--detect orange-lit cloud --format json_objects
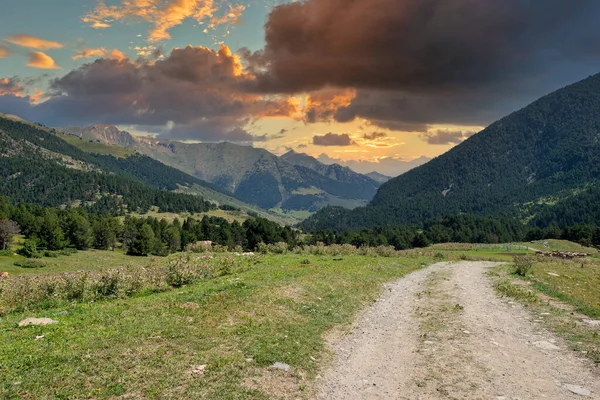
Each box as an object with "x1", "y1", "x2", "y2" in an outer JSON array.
[
  {"x1": 73, "y1": 48, "x2": 127, "y2": 60},
  {"x1": 27, "y1": 51, "x2": 61, "y2": 69},
  {"x1": 0, "y1": 77, "x2": 44, "y2": 104},
  {"x1": 0, "y1": 77, "x2": 25, "y2": 97},
  {"x1": 29, "y1": 89, "x2": 46, "y2": 105},
  {"x1": 0, "y1": 45, "x2": 9, "y2": 58},
  {"x1": 83, "y1": 0, "x2": 246, "y2": 42},
  {"x1": 5, "y1": 34, "x2": 63, "y2": 50},
  {"x1": 304, "y1": 88, "x2": 356, "y2": 122}
]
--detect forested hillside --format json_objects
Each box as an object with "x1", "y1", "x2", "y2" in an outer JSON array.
[
  {"x1": 301, "y1": 72, "x2": 600, "y2": 231},
  {"x1": 0, "y1": 116, "x2": 216, "y2": 214}
]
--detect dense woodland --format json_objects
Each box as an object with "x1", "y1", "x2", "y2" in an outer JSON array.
[
  {"x1": 0, "y1": 197, "x2": 298, "y2": 256},
  {"x1": 1, "y1": 195, "x2": 598, "y2": 259}
]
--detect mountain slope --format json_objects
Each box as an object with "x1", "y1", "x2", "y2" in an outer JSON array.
[
  {"x1": 281, "y1": 150, "x2": 380, "y2": 189},
  {"x1": 301, "y1": 72, "x2": 600, "y2": 231},
  {"x1": 0, "y1": 116, "x2": 216, "y2": 214},
  {"x1": 58, "y1": 125, "x2": 380, "y2": 211}
]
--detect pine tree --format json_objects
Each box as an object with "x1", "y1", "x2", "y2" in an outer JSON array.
[{"x1": 127, "y1": 223, "x2": 156, "y2": 256}]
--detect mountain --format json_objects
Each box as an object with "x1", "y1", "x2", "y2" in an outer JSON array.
[
  {"x1": 0, "y1": 116, "x2": 217, "y2": 214},
  {"x1": 0, "y1": 115, "x2": 298, "y2": 224},
  {"x1": 280, "y1": 150, "x2": 380, "y2": 189},
  {"x1": 365, "y1": 171, "x2": 392, "y2": 184},
  {"x1": 58, "y1": 125, "x2": 381, "y2": 212},
  {"x1": 300, "y1": 72, "x2": 600, "y2": 231}
]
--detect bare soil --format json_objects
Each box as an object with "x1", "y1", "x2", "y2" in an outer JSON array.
[{"x1": 316, "y1": 262, "x2": 600, "y2": 399}]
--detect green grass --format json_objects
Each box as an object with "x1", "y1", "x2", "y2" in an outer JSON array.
[
  {"x1": 519, "y1": 239, "x2": 599, "y2": 255},
  {"x1": 427, "y1": 243, "x2": 532, "y2": 262},
  {"x1": 131, "y1": 208, "x2": 252, "y2": 223},
  {"x1": 0, "y1": 253, "x2": 433, "y2": 399},
  {"x1": 55, "y1": 133, "x2": 135, "y2": 158},
  {"x1": 491, "y1": 258, "x2": 600, "y2": 364},
  {"x1": 527, "y1": 258, "x2": 600, "y2": 318},
  {"x1": 0, "y1": 249, "x2": 160, "y2": 275}
]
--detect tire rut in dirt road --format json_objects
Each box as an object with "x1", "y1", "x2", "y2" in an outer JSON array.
[{"x1": 316, "y1": 261, "x2": 600, "y2": 399}]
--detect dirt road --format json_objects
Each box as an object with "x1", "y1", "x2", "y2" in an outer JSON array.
[{"x1": 316, "y1": 262, "x2": 600, "y2": 399}]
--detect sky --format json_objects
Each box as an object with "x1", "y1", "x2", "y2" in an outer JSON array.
[{"x1": 1, "y1": 0, "x2": 600, "y2": 176}]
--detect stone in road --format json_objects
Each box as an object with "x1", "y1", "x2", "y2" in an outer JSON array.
[{"x1": 316, "y1": 262, "x2": 600, "y2": 399}]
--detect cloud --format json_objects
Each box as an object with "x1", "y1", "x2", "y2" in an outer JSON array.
[
  {"x1": 0, "y1": 77, "x2": 25, "y2": 97},
  {"x1": 303, "y1": 88, "x2": 356, "y2": 123},
  {"x1": 0, "y1": 45, "x2": 294, "y2": 142},
  {"x1": 5, "y1": 34, "x2": 63, "y2": 50},
  {"x1": 0, "y1": 77, "x2": 45, "y2": 106},
  {"x1": 421, "y1": 130, "x2": 477, "y2": 145},
  {"x1": 362, "y1": 132, "x2": 387, "y2": 141},
  {"x1": 73, "y1": 48, "x2": 126, "y2": 61},
  {"x1": 27, "y1": 51, "x2": 61, "y2": 69},
  {"x1": 0, "y1": 45, "x2": 9, "y2": 58},
  {"x1": 243, "y1": 0, "x2": 600, "y2": 129},
  {"x1": 312, "y1": 133, "x2": 355, "y2": 146},
  {"x1": 133, "y1": 46, "x2": 158, "y2": 57},
  {"x1": 297, "y1": 144, "x2": 307, "y2": 149},
  {"x1": 83, "y1": 0, "x2": 246, "y2": 42}
]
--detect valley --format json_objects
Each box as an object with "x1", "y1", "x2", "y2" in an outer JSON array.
[{"x1": 1, "y1": 3, "x2": 600, "y2": 398}]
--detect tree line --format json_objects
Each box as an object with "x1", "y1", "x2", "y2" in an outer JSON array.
[
  {"x1": 307, "y1": 214, "x2": 600, "y2": 249},
  {"x1": 0, "y1": 197, "x2": 298, "y2": 256},
  {"x1": 1, "y1": 198, "x2": 598, "y2": 258}
]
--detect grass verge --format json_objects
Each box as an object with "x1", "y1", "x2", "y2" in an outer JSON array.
[
  {"x1": 0, "y1": 253, "x2": 432, "y2": 399},
  {"x1": 491, "y1": 260, "x2": 600, "y2": 366}
]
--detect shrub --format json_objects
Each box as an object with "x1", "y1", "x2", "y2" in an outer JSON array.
[
  {"x1": 13, "y1": 259, "x2": 47, "y2": 269},
  {"x1": 435, "y1": 252, "x2": 446, "y2": 259},
  {"x1": 186, "y1": 241, "x2": 213, "y2": 253},
  {"x1": 0, "y1": 249, "x2": 14, "y2": 256},
  {"x1": 513, "y1": 255, "x2": 534, "y2": 277},
  {"x1": 0, "y1": 255, "x2": 231, "y2": 312},
  {"x1": 18, "y1": 239, "x2": 40, "y2": 258},
  {"x1": 300, "y1": 258, "x2": 311, "y2": 265}
]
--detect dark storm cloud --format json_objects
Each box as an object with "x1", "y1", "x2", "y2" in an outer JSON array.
[
  {"x1": 312, "y1": 132, "x2": 355, "y2": 146},
  {"x1": 243, "y1": 0, "x2": 600, "y2": 128},
  {"x1": 250, "y1": 0, "x2": 599, "y2": 93}
]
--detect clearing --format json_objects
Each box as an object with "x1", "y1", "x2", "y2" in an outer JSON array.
[{"x1": 317, "y1": 261, "x2": 600, "y2": 399}]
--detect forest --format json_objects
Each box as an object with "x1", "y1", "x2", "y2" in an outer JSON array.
[{"x1": 1, "y1": 197, "x2": 598, "y2": 259}]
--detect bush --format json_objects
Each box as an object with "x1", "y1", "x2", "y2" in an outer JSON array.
[
  {"x1": 513, "y1": 255, "x2": 534, "y2": 276},
  {"x1": 186, "y1": 241, "x2": 213, "y2": 253},
  {"x1": 0, "y1": 249, "x2": 14, "y2": 256},
  {"x1": 13, "y1": 259, "x2": 47, "y2": 269},
  {"x1": 17, "y1": 239, "x2": 40, "y2": 258},
  {"x1": 59, "y1": 248, "x2": 78, "y2": 256},
  {"x1": 300, "y1": 258, "x2": 311, "y2": 265}
]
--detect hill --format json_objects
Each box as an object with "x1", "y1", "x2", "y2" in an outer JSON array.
[
  {"x1": 58, "y1": 125, "x2": 381, "y2": 212},
  {"x1": 0, "y1": 116, "x2": 231, "y2": 215},
  {"x1": 301, "y1": 72, "x2": 600, "y2": 231},
  {"x1": 365, "y1": 171, "x2": 392, "y2": 184}
]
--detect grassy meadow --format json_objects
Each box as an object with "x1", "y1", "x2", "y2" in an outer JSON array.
[
  {"x1": 0, "y1": 249, "x2": 433, "y2": 399},
  {"x1": 427, "y1": 242, "x2": 533, "y2": 261},
  {"x1": 492, "y1": 254, "x2": 600, "y2": 365}
]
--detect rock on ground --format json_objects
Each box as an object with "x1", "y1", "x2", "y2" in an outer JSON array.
[{"x1": 18, "y1": 318, "x2": 58, "y2": 327}]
